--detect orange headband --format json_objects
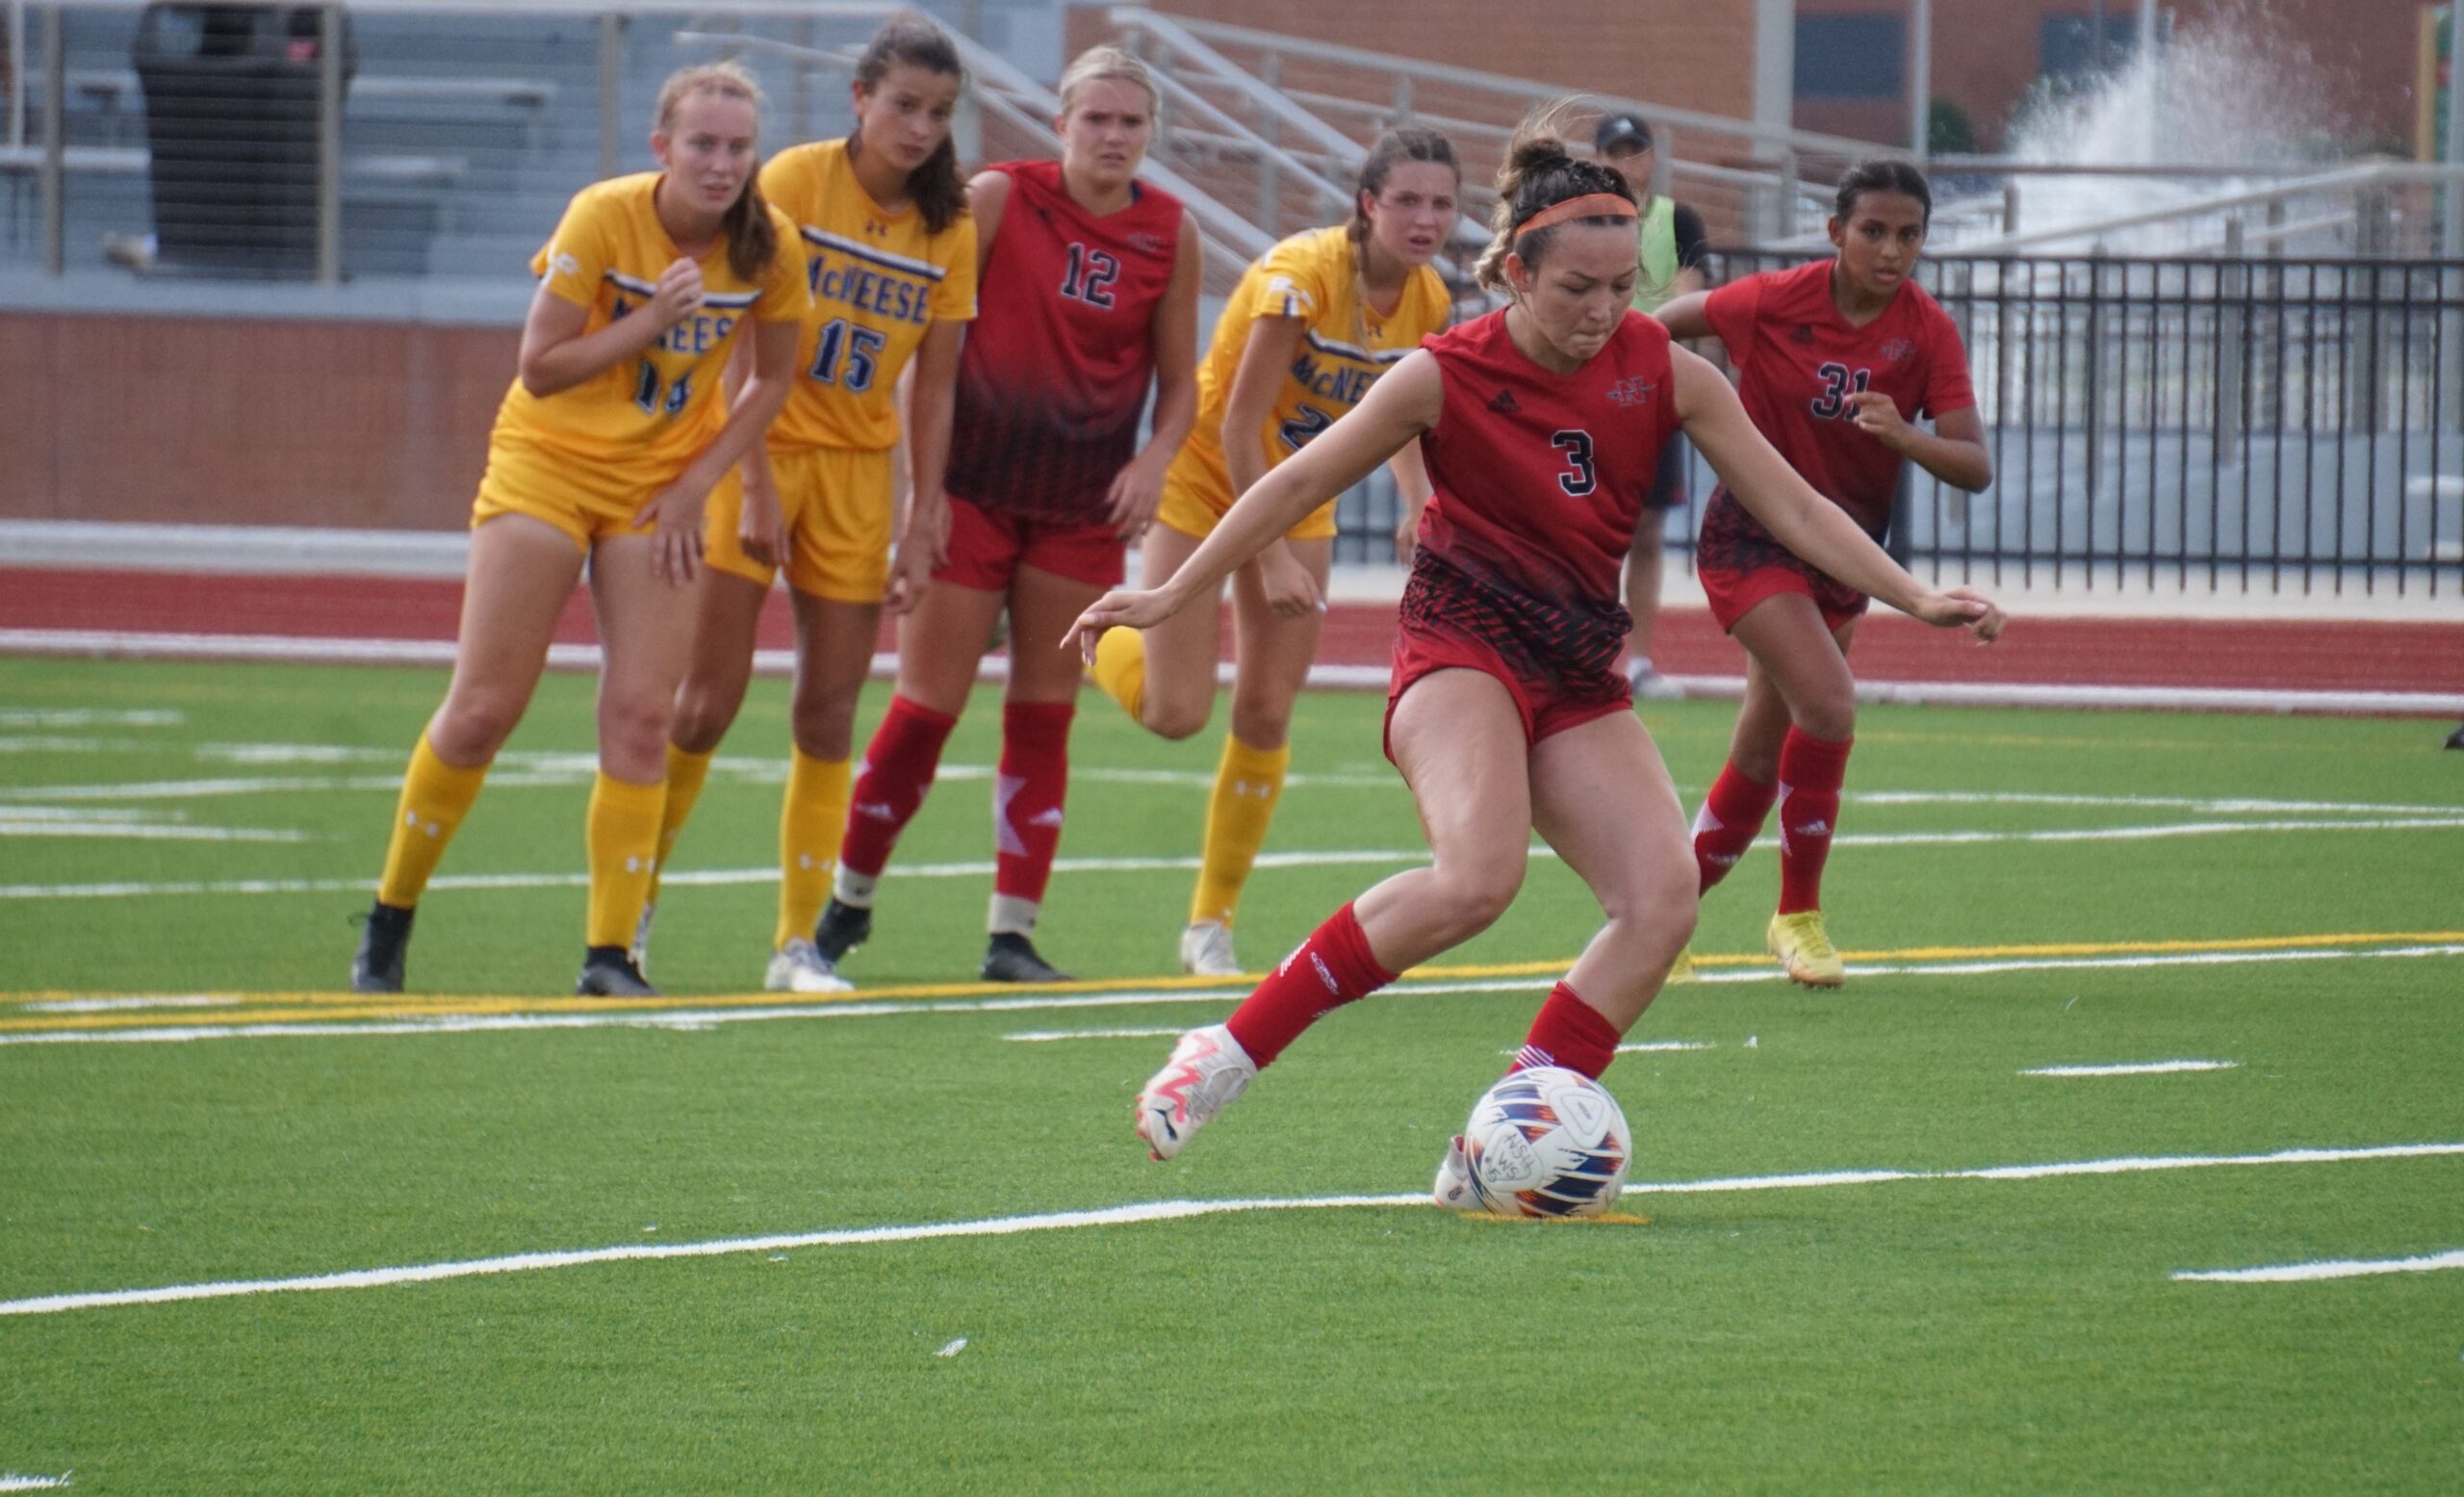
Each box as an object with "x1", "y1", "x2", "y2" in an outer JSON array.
[{"x1": 1513, "y1": 193, "x2": 1639, "y2": 243}]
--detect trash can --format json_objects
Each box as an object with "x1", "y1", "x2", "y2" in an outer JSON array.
[{"x1": 133, "y1": 4, "x2": 352, "y2": 276}]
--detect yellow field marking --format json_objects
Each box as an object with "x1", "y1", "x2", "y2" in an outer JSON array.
[{"x1": 1, "y1": 929, "x2": 2457, "y2": 1034}]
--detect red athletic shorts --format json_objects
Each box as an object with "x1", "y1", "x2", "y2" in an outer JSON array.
[
  {"x1": 1382, "y1": 623, "x2": 1632, "y2": 765},
  {"x1": 936, "y1": 495, "x2": 1125, "y2": 592},
  {"x1": 1698, "y1": 563, "x2": 1870, "y2": 635}
]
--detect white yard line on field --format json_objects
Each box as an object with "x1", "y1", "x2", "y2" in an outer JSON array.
[
  {"x1": 2174, "y1": 1248, "x2": 2464, "y2": 1283},
  {"x1": 8, "y1": 813, "x2": 2464, "y2": 904},
  {"x1": 0, "y1": 707, "x2": 181, "y2": 728},
  {"x1": 2023, "y1": 1061, "x2": 2238, "y2": 1077},
  {"x1": 0, "y1": 1475, "x2": 72, "y2": 1491},
  {"x1": 2, "y1": 1142, "x2": 2455, "y2": 1318},
  {"x1": 5, "y1": 943, "x2": 2458, "y2": 1047}
]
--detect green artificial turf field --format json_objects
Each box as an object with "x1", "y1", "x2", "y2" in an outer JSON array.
[{"x1": 2, "y1": 657, "x2": 2459, "y2": 1493}]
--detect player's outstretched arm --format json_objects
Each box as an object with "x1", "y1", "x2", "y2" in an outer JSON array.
[
  {"x1": 1675, "y1": 348, "x2": 2004, "y2": 640},
  {"x1": 1065, "y1": 348, "x2": 1444, "y2": 652},
  {"x1": 1652, "y1": 289, "x2": 1715, "y2": 344}
]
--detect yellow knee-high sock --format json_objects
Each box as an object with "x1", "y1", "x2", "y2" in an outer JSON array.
[
  {"x1": 1090, "y1": 626, "x2": 1147, "y2": 722},
  {"x1": 375, "y1": 731, "x2": 491, "y2": 908},
  {"x1": 1190, "y1": 734, "x2": 1290, "y2": 928},
  {"x1": 585, "y1": 772, "x2": 666, "y2": 950},
  {"x1": 648, "y1": 744, "x2": 715, "y2": 903},
  {"x1": 775, "y1": 748, "x2": 852, "y2": 951}
]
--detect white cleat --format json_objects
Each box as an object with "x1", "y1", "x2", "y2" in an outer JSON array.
[
  {"x1": 629, "y1": 901, "x2": 656, "y2": 978},
  {"x1": 1179, "y1": 919, "x2": 1243, "y2": 977},
  {"x1": 1432, "y1": 1134, "x2": 1480, "y2": 1210},
  {"x1": 765, "y1": 938, "x2": 853, "y2": 994},
  {"x1": 1133, "y1": 1023, "x2": 1256, "y2": 1161}
]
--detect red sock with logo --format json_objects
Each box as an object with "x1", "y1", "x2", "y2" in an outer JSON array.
[
  {"x1": 1510, "y1": 981, "x2": 1623, "y2": 1079},
  {"x1": 1777, "y1": 727, "x2": 1853, "y2": 915},
  {"x1": 838, "y1": 695, "x2": 957, "y2": 882},
  {"x1": 1222, "y1": 902, "x2": 1397, "y2": 1068},
  {"x1": 1692, "y1": 761, "x2": 1779, "y2": 892},
  {"x1": 993, "y1": 702, "x2": 1073, "y2": 907}
]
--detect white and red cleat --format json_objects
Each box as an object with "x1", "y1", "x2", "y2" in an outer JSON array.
[
  {"x1": 1134, "y1": 1023, "x2": 1256, "y2": 1161},
  {"x1": 1431, "y1": 1134, "x2": 1479, "y2": 1210}
]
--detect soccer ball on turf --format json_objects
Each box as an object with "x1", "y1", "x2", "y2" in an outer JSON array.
[{"x1": 1458, "y1": 1067, "x2": 1631, "y2": 1218}]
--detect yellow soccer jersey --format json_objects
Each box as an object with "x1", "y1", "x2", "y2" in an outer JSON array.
[
  {"x1": 1173, "y1": 224, "x2": 1450, "y2": 503},
  {"x1": 762, "y1": 139, "x2": 979, "y2": 453},
  {"x1": 492, "y1": 172, "x2": 807, "y2": 477}
]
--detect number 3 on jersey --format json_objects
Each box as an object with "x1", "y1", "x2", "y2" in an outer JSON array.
[
  {"x1": 1060, "y1": 243, "x2": 1119, "y2": 309},
  {"x1": 1551, "y1": 429, "x2": 1597, "y2": 497}
]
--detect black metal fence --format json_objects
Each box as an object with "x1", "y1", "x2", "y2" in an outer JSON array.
[{"x1": 1332, "y1": 252, "x2": 2464, "y2": 598}]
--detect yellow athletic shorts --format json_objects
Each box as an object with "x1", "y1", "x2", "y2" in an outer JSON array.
[
  {"x1": 1154, "y1": 465, "x2": 1339, "y2": 544},
  {"x1": 704, "y1": 444, "x2": 894, "y2": 603},
  {"x1": 471, "y1": 431, "x2": 726, "y2": 551}
]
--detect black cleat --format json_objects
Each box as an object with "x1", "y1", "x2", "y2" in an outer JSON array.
[
  {"x1": 813, "y1": 898, "x2": 873, "y2": 963},
  {"x1": 576, "y1": 945, "x2": 659, "y2": 996},
  {"x1": 982, "y1": 932, "x2": 1073, "y2": 984},
  {"x1": 350, "y1": 901, "x2": 415, "y2": 994},
  {"x1": 2446, "y1": 723, "x2": 2464, "y2": 750}
]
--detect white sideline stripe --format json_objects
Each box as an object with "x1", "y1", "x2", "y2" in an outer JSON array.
[
  {"x1": 9, "y1": 815, "x2": 2463, "y2": 905},
  {"x1": 2175, "y1": 1248, "x2": 2464, "y2": 1283},
  {"x1": 0, "y1": 1476, "x2": 72, "y2": 1491},
  {"x1": 6, "y1": 630, "x2": 2459, "y2": 717},
  {"x1": 1616, "y1": 1041, "x2": 1715, "y2": 1052},
  {"x1": 2024, "y1": 1060, "x2": 2238, "y2": 1077},
  {"x1": 23, "y1": 995, "x2": 240, "y2": 1014},
  {"x1": 8, "y1": 945, "x2": 2460, "y2": 1047},
  {"x1": 5, "y1": 1143, "x2": 2456, "y2": 1318},
  {"x1": 1002, "y1": 1026, "x2": 1189, "y2": 1043}
]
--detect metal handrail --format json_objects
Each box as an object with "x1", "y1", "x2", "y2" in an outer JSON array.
[{"x1": 1115, "y1": 7, "x2": 1888, "y2": 162}]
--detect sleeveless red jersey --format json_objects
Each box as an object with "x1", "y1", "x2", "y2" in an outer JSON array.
[
  {"x1": 1695, "y1": 258, "x2": 1975, "y2": 598},
  {"x1": 1405, "y1": 308, "x2": 1681, "y2": 686},
  {"x1": 943, "y1": 160, "x2": 1183, "y2": 522}
]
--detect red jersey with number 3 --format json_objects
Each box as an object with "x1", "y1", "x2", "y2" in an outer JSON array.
[
  {"x1": 944, "y1": 160, "x2": 1183, "y2": 522},
  {"x1": 1404, "y1": 309, "x2": 1680, "y2": 687},
  {"x1": 1696, "y1": 258, "x2": 1974, "y2": 585}
]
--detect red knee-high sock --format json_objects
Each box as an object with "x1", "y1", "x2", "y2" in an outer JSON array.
[
  {"x1": 839, "y1": 695, "x2": 958, "y2": 883},
  {"x1": 1692, "y1": 761, "x2": 1779, "y2": 893},
  {"x1": 992, "y1": 702, "x2": 1073, "y2": 910},
  {"x1": 1223, "y1": 902, "x2": 1397, "y2": 1069},
  {"x1": 1512, "y1": 981, "x2": 1623, "y2": 1079},
  {"x1": 1777, "y1": 727, "x2": 1853, "y2": 915}
]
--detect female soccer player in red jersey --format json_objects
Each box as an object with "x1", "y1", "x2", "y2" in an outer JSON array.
[
  {"x1": 641, "y1": 16, "x2": 978, "y2": 994},
  {"x1": 349, "y1": 64, "x2": 806, "y2": 997},
  {"x1": 1065, "y1": 118, "x2": 2002, "y2": 1177},
  {"x1": 1654, "y1": 159, "x2": 1992, "y2": 989},
  {"x1": 1086, "y1": 128, "x2": 1458, "y2": 979},
  {"x1": 810, "y1": 45, "x2": 1203, "y2": 983}
]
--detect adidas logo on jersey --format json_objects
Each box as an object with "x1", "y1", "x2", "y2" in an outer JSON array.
[
  {"x1": 1791, "y1": 323, "x2": 1816, "y2": 344},
  {"x1": 1487, "y1": 388, "x2": 1520, "y2": 414}
]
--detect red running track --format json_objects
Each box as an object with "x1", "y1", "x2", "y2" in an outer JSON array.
[{"x1": 3, "y1": 566, "x2": 2460, "y2": 699}]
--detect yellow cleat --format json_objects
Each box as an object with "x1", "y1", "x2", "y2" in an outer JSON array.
[
  {"x1": 1766, "y1": 911, "x2": 1846, "y2": 988},
  {"x1": 1662, "y1": 945, "x2": 1698, "y2": 985}
]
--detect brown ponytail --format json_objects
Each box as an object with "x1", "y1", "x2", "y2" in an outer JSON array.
[{"x1": 853, "y1": 13, "x2": 969, "y2": 235}]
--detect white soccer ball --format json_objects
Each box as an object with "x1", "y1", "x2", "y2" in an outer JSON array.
[{"x1": 1459, "y1": 1067, "x2": 1631, "y2": 1218}]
